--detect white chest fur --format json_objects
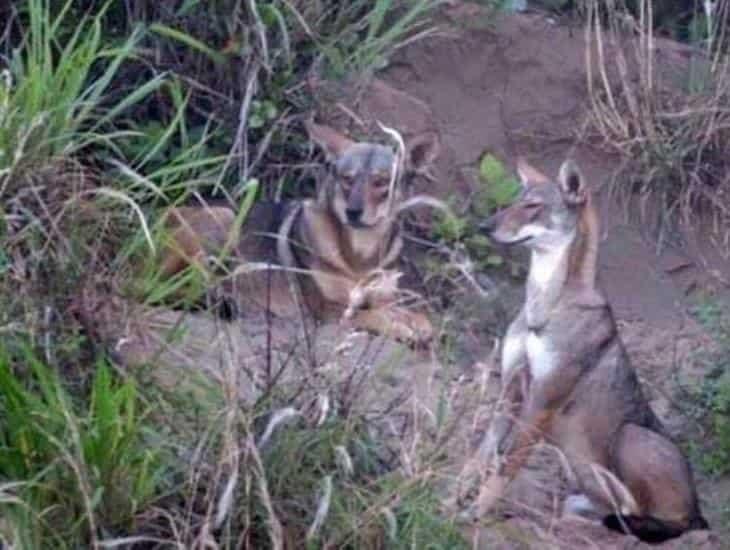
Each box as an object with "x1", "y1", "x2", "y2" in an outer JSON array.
[
  {"x1": 350, "y1": 228, "x2": 382, "y2": 260},
  {"x1": 526, "y1": 331, "x2": 558, "y2": 380},
  {"x1": 501, "y1": 333, "x2": 525, "y2": 379},
  {"x1": 529, "y1": 240, "x2": 570, "y2": 291}
]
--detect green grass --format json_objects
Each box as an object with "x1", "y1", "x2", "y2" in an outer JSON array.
[
  {"x1": 248, "y1": 417, "x2": 468, "y2": 548},
  {"x1": 686, "y1": 297, "x2": 730, "y2": 476},
  {"x1": 319, "y1": 0, "x2": 444, "y2": 76},
  {"x1": 0, "y1": 0, "x2": 165, "y2": 186},
  {"x1": 0, "y1": 0, "x2": 456, "y2": 547},
  {"x1": 0, "y1": 342, "x2": 167, "y2": 548}
]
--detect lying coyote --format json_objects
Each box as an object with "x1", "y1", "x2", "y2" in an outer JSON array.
[
  {"x1": 476, "y1": 158, "x2": 708, "y2": 543},
  {"x1": 157, "y1": 120, "x2": 439, "y2": 345}
]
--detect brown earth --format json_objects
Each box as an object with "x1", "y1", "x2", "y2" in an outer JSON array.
[
  {"x1": 93, "y1": 5, "x2": 730, "y2": 548},
  {"x1": 312, "y1": 3, "x2": 730, "y2": 548}
]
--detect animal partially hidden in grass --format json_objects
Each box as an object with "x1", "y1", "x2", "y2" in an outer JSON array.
[
  {"x1": 157, "y1": 120, "x2": 440, "y2": 346},
  {"x1": 474, "y1": 158, "x2": 708, "y2": 543}
]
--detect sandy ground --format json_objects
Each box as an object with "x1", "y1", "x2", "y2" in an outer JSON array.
[
  {"x1": 309, "y1": 4, "x2": 730, "y2": 548},
  {"x1": 92, "y1": 4, "x2": 730, "y2": 548}
]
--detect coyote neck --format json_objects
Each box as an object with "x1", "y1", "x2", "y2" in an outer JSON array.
[
  {"x1": 303, "y1": 204, "x2": 399, "y2": 276},
  {"x1": 341, "y1": 218, "x2": 399, "y2": 271},
  {"x1": 526, "y1": 200, "x2": 600, "y2": 329}
]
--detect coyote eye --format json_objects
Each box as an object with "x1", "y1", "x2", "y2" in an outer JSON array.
[
  {"x1": 524, "y1": 202, "x2": 542, "y2": 219},
  {"x1": 373, "y1": 177, "x2": 390, "y2": 189}
]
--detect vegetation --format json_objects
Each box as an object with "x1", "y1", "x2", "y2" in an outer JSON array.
[
  {"x1": 2, "y1": 0, "x2": 730, "y2": 546},
  {"x1": 685, "y1": 296, "x2": 730, "y2": 477},
  {"x1": 431, "y1": 152, "x2": 520, "y2": 273},
  {"x1": 0, "y1": 0, "x2": 470, "y2": 548},
  {"x1": 585, "y1": 0, "x2": 730, "y2": 249},
  {"x1": 0, "y1": 344, "x2": 163, "y2": 547}
]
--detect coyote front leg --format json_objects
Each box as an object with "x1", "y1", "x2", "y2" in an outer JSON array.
[
  {"x1": 349, "y1": 306, "x2": 433, "y2": 345},
  {"x1": 478, "y1": 347, "x2": 582, "y2": 514},
  {"x1": 477, "y1": 393, "x2": 556, "y2": 515},
  {"x1": 480, "y1": 310, "x2": 528, "y2": 464}
]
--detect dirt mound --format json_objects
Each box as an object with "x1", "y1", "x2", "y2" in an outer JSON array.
[
  {"x1": 316, "y1": 3, "x2": 729, "y2": 547},
  {"x1": 91, "y1": 5, "x2": 727, "y2": 547},
  {"x1": 326, "y1": 5, "x2": 729, "y2": 332}
]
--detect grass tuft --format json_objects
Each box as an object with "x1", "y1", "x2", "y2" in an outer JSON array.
[
  {"x1": 0, "y1": 0, "x2": 460, "y2": 547},
  {"x1": 0, "y1": 342, "x2": 166, "y2": 548},
  {"x1": 585, "y1": 0, "x2": 730, "y2": 250}
]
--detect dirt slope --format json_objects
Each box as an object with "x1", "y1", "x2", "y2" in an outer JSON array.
[{"x1": 317, "y1": 4, "x2": 730, "y2": 548}]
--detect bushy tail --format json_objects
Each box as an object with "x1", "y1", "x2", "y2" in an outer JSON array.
[{"x1": 603, "y1": 514, "x2": 709, "y2": 544}]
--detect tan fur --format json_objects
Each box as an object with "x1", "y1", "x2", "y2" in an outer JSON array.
[
  {"x1": 477, "y1": 158, "x2": 707, "y2": 542},
  {"x1": 569, "y1": 195, "x2": 600, "y2": 288},
  {"x1": 516, "y1": 156, "x2": 550, "y2": 185},
  {"x1": 156, "y1": 122, "x2": 440, "y2": 345}
]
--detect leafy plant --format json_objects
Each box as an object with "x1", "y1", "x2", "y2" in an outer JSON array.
[
  {"x1": 432, "y1": 152, "x2": 520, "y2": 270},
  {"x1": 474, "y1": 153, "x2": 521, "y2": 215}
]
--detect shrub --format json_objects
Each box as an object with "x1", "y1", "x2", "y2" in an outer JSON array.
[
  {"x1": 585, "y1": 0, "x2": 730, "y2": 248},
  {"x1": 685, "y1": 297, "x2": 730, "y2": 476},
  {"x1": 432, "y1": 152, "x2": 520, "y2": 271}
]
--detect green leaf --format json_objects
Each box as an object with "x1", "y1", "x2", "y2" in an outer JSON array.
[
  {"x1": 489, "y1": 177, "x2": 520, "y2": 207},
  {"x1": 249, "y1": 113, "x2": 264, "y2": 129},
  {"x1": 433, "y1": 212, "x2": 467, "y2": 243},
  {"x1": 477, "y1": 153, "x2": 521, "y2": 211},
  {"x1": 479, "y1": 153, "x2": 507, "y2": 184},
  {"x1": 485, "y1": 254, "x2": 504, "y2": 266},
  {"x1": 149, "y1": 23, "x2": 225, "y2": 65}
]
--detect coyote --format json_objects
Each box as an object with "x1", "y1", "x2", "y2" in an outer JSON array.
[
  {"x1": 157, "y1": 121, "x2": 439, "y2": 345},
  {"x1": 475, "y1": 158, "x2": 708, "y2": 543}
]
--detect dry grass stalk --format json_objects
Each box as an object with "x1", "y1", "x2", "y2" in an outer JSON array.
[{"x1": 585, "y1": 0, "x2": 730, "y2": 248}]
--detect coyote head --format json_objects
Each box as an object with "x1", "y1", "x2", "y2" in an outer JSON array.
[
  {"x1": 481, "y1": 158, "x2": 589, "y2": 251},
  {"x1": 306, "y1": 120, "x2": 439, "y2": 229}
]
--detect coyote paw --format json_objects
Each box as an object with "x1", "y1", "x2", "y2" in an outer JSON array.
[
  {"x1": 450, "y1": 469, "x2": 508, "y2": 523},
  {"x1": 344, "y1": 270, "x2": 402, "y2": 319},
  {"x1": 474, "y1": 475, "x2": 507, "y2": 516},
  {"x1": 345, "y1": 305, "x2": 434, "y2": 347},
  {"x1": 384, "y1": 313, "x2": 433, "y2": 350}
]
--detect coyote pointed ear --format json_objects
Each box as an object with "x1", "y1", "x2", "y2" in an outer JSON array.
[
  {"x1": 558, "y1": 159, "x2": 587, "y2": 205},
  {"x1": 405, "y1": 131, "x2": 440, "y2": 176},
  {"x1": 306, "y1": 120, "x2": 355, "y2": 161},
  {"x1": 516, "y1": 157, "x2": 549, "y2": 187}
]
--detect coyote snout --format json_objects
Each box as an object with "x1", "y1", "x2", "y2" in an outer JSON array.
[
  {"x1": 307, "y1": 122, "x2": 396, "y2": 230},
  {"x1": 481, "y1": 159, "x2": 586, "y2": 250},
  {"x1": 335, "y1": 143, "x2": 394, "y2": 229},
  {"x1": 475, "y1": 157, "x2": 708, "y2": 544}
]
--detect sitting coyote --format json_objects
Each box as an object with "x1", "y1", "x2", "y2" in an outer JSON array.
[
  {"x1": 157, "y1": 120, "x2": 439, "y2": 345},
  {"x1": 476, "y1": 157, "x2": 708, "y2": 543}
]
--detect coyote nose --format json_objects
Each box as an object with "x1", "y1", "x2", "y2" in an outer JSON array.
[
  {"x1": 346, "y1": 207, "x2": 363, "y2": 223},
  {"x1": 480, "y1": 215, "x2": 498, "y2": 234}
]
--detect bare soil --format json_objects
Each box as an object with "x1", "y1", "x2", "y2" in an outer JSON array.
[
  {"x1": 97, "y1": 5, "x2": 730, "y2": 548},
  {"x1": 314, "y1": 3, "x2": 730, "y2": 548}
]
